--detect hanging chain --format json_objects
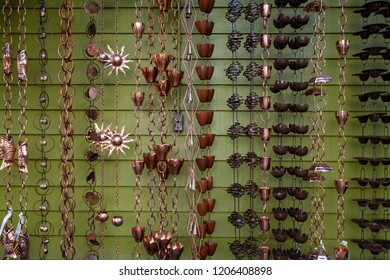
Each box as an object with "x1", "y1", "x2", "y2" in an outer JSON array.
[{"x1": 58, "y1": 0, "x2": 76, "y2": 260}]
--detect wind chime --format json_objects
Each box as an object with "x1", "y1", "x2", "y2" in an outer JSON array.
[
  {"x1": 83, "y1": 0, "x2": 102, "y2": 260},
  {"x1": 334, "y1": 0, "x2": 349, "y2": 260},
  {"x1": 305, "y1": 0, "x2": 332, "y2": 260},
  {"x1": 34, "y1": 0, "x2": 53, "y2": 260}
]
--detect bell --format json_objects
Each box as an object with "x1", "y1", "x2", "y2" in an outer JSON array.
[
  {"x1": 132, "y1": 22, "x2": 145, "y2": 39},
  {"x1": 204, "y1": 198, "x2": 216, "y2": 212},
  {"x1": 260, "y1": 34, "x2": 272, "y2": 50},
  {"x1": 151, "y1": 53, "x2": 172, "y2": 72},
  {"x1": 185, "y1": 2, "x2": 192, "y2": 18},
  {"x1": 259, "y1": 246, "x2": 271, "y2": 260},
  {"x1": 143, "y1": 152, "x2": 157, "y2": 170},
  {"x1": 153, "y1": 230, "x2": 173, "y2": 248},
  {"x1": 260, "y1": 156, "x2": 271, "y2": 171},
  {"x1": 334, "y1": 179, "x2": 348, "y2": 195},
  {"x1": 167, "y1": 69, "x2": 184, "y2": 88},
  {"x1": 260, "y1": 65, "x2": 272, "y2": 80},
  {"x1": 206, "y1": 241, "x2": 217, "y2": 256},
  {"x1": 153, "y1": 144, "x2": 171, "y2": 161},
  {"x1": 196, "y1": 178, "x2": 208, "y2": 194},
  {"x1": 197, "y1": 223, "x2": 207, "y2": 239},
  {"x1": 155, "y1": 79, "x2": 170, "y2": 96},
  {"x1": 132, "y1": 160, "x2": 145, "y2": 176},
  {"x1": 186, "y1": 41, "x2": 193, "y2": 61},
  {"x1": 112, "y1": 215, "x2": 123, "y2": 227},
  {"x1": 143, "y1": 235, "x2": 158, "y2": 256},
  {"x1": 260, "y1": 3, "x2": 272, "y2": 19},
  {"x1": 195, "y1": 20, "x2": 214, "y2": 36},
  {"x1": 260, "y1": 96, "x2": 271, "y2": 110},
  {"x1": 131, "y1": 91, "x2": 145, "y2": 107},
  {"x1": 167, "y1": 157, "x2": 184, "y2": 176},
  {"x1": 259, "y1": 186, "x2": 270, "y2": 202},
  {"x1": 335, "y1": 110, "x2": 349, "y2": 126},
  {"x1": 167, "y1": 242, "x2": 184, "y2": 260},
  {"x1": 199, "y1": 0, "x2": 215, "y2": 14},
  {"x1": 260, "y1": 216, "x2": 270, "y2": 232},
  {"x1": 260, "y1": 128, "x2": 271, "y2": 141},
  {"x1": 141, "y1": 66, "x2": 158, "y2": 84},
  {"x1": 132, "y1": 226, "x2": 145, "y2": 243}
]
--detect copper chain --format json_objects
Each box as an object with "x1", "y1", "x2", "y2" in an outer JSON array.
[{"x1": 58, "y1": 0, "x2": 75, "y2": 260}]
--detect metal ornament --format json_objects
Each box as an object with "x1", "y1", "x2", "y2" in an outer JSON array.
[{"x1": 101, "y1": 45, "x2": 132, "y2": 76}]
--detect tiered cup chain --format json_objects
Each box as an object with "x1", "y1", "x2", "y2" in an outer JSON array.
[
  {"x1": 334, "y1": 0, "x2": 349, "y2": 260},
  {"x1": 131, "y1": 0, "x2": 145, "y2": 260},
  {"x1": 83, "y1": 0, "x2": 101, "y2": 260},
  {"x1": 58, "y1": 0, "x2": 76, "y2": 260},
  {"x1": 34, "y1": 0, "x2": 53, "y2": 260},
  {"x1": 226, "y1": 0, "x2": 244, "y2": 260},
  {"x1": 258, "y1": 3, "x2": 272, "y2": 260},
  {"x1": 194, "y1": 0, "x2": 216, "y2": 260}
]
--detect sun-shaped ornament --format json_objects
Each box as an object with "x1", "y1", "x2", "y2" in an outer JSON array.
[
  {"x1": 92, "y1": 123, "x2": 134, "y2": 156},
  {"x1": 102, "y1": 45, "x2": 132, "y2": 76}
]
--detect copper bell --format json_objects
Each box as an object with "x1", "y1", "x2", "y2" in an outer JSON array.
[
  {"x1": 205, "y1": 175, "x2": 214, "y2": 190},
  {"x1": 167, "y1": 157, "x2": 184, "y2": 176},
  {"x1": 154, "y1": 229, "x2": 173, "y2": 248},
  {"x1": 195, "y1": 20, "x2": 214, "y2": 36},
  {"x1": 260, "y1": 3, "x2": 272, "y2": 19},
  {"x1": 336, "y1": 39, "x2": 350, "y2": 56},
  {"x1": 205, "y1": 198, "x2": 216, "y2": 212},
  {"x1": 197, "y1": 43, "x2": 215, "y2": 58},
  {"x1": 260, "y1": 65, "x2": 272, "y2": 80},
  {"x1": 167, "y1": 69, "x2": 184, "y2": 88},
  {"x1": 335, "y1": 110, "x2": 349, "y2": 126},
  {"x1": 131, "y1": 91, "x2": 145, "y2": 107},
  {"x1": 260, "y1": 156, "x2": 271, "y2": 171},
  {"x1": 259, "y1": 186, "x2": 270, "y2": 202},
  {"x1": 151, "y1": 53, "x2": 172, "y2": 72},
  {"x1": 259, "y1": 246, "x2": 271, "y2": 260},
  {"x1": 260, "y1": 128, "x2": 271, "y2": 142},
  {"x1": 196, "y1": 178, "x2": 208, "y2": 194},
  {"x1": 198, "y1": 0, "x2": 215, "y2": 14},
  {"x1": 143, "y1": 152, "x2": 157, "y2": 170},
  {"x1": 334, "y1": 179, "x2": 348, "y2": 195},
  {"x1": 167, "y1": 242, "x2": 184, "y2": 260},
  {"x1": 196, "y1": 111, "x2": 209, "y2": 126},
  {"x1": 197, "y1": 244, "x2": 209, "y2": 260},
  {"x1": 197, "y1": 202, "x2": 208, "y2": 217},
  {"x1": 206, "y1": 241, "x2": 217, "y2": 256},
  {"x1": 141, "y1": 66, "x2": 158, "y2": 84},
  {"x1": 205, "y1": 220, "x2": 216, "y2": 235},
  {"x1": 260, "y1": 96, "x2": 271, "y2": 110},
  {"x1": 153, "y1": 144, "x2": 171, "y2": 161},
  {"x1": 143, "y1": 235, "x2": 158, "y2": 256},
  {"x1": 132, "y1": 226, "x2": 145, "y2": 243},
  {"x1": 156, "y1": 79, "x2": 171, "y2": 96},
  {"x1": 111, "y1": 215, "x2": 123, "y2": 227},
  {"x1": 260, "y1": 215, "x2": 270, "y2": 232},
  {"x1": 260, "y1": 34, "x2": 272, "y2": 50},
  {"x1": 132, "y1": 22, "x2": 145, "y2": 39},
  {"x1": 132, "y1": 160, "x2": 145, "y2": 176},
  {"x1": 197, "y1": 223, "x2": 207, "y2": 239}
]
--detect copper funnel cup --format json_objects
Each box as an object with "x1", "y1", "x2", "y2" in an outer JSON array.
[
  {"x1": 142, "y1": 152, "x2": 157, "y2": 170},
  {"x1": 151, "y1": 53, "x2": 172, "y2": 72},
  {"x1": 205, "y1": 155, "x2": 215, "y2": 169},
  {"x1": 259, "y1": 246, "x2": 271, "y2": 260},
  {"x1": 196, "y1": 157, "x2": 208, "y2": 172},
  {"x1": 334, "y1": 246, "x2": 349, "y2": 260},
  {"x1": 167, "y1": 242, "x2": 184, "y2": 260},
  {"x1": 141, "y1": 66, "x2": 158, "y2": 84},
  {"x1": 260, "y1": 96, "x2": 271, "y2": 110},
  {"x1": 153, "y1": 229, "x2": 173, "y2": 249},
  {"x1": 260, "y1": 156, "x2": 271, "y2": 171},
  {"x1": 260, "y1": 3, "x2": 272, "y2": 19},
  {"x1": 260, "y1": 128, "x2": 271, "y2": 141},
  {"x1": 132, "y1": 226, "x2": 145, "y2": 243},
  {"x1": 205, "y1": 175, "x2": 213, "y2": 190},
  {"x1": 196, "y1": 111, "x2": 209, "y2": 126},
  {"x1": 260, "y1": 65, "x2": 272, "y2": 80},
  {"x1": 205, "y1": 111, "x2": 214, "y2": 125},
  {"x1": 197, "y1": 244, "x2": 209, "y2": 260},
  {"x1": 259, "y1": 186, "x2": 270, "y2": 202},
  {"x1": 158, "y1": 0, "x2": 173, "y2": 12},
  {"x1": 131, "y1": 91, "x2": 145, "y2": 107},
  {"x1": 196, "y1": 178, "x2": 208, "y2": 194},
  {"x1": 197, "y1": 134, "x2": 209, "y2": 149},
  {"x1": 260, "y1": 215, "x2": 270, "y2": 232},
  {"x1": 167, "y1": 157, "x2": 184, "y2": 176},
  {"x1": 195, "y1": 20, "x2": 214, "y2": 36},
  {"x1": 132, "y1": 22, "x2": 145, "y2": 39},
  {"x1": 334, "y1": 179, "x2": 348, "y2": 195},
  {"x1": 196, "y1": 65, "x2": 214, "y2": 80},
  {"x1": 197, "y1": 223, "x2": 207, "y2": 239},
  {"x1": 206, "y1": 133, "x2": 216, "y2": 146},
  {"x1": 204, "y1": 198, "x2": 216, "y2": 212},
  {"x1": 167, "y1": 69, "x2": 184, "y2": 88},
  {"x1": 153, "y1": 144, "x2": 171, "y2": 161},
  {"x1": 205, "y1": 219, "x2": 216, "y2": 235},
  {"x1": 336, "y1": 39, "x2": 350, "y2": 56},
  {"x1": 132, "y1": 160, "x2": 145, "y2": 176},
  {"x1": 260, "y1": 34, "x2": 272, "y2": 50},
  {"x1": 197, "y1": 202, "x2": 208, "y2": 217},
  {"x1": 155, "y1": 79, "x2": 171, "y2": 96},
  {"x1": 199, "y1": 0, "x2": 215, "y2": 14},
  {"x1": 206, "y1": 241, "x2": 217, "y2": 256},
  {"x1": 197, "y1": 88, "x2": 214, "y2": 103},
  {"x1": 335, "y1": 110, "x2": 349, "y2": 126},
  {"x1": 197, "y1": 43, "x2": 215, "y2": 58}
]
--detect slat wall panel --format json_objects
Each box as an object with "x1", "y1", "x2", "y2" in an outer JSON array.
[{"x1": 0, "y1": 0, "x2": 383, "y2": 259}]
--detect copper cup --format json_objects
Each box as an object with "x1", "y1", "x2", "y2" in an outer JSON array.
[
  {"x1": 260, "y1": 34, "x2": 272, "y2": 50},
  {"x1": 260, "y1": 156, "x2": 271, "y2": 171},
  {"x1": 206, "y1": 133, "x2": 216, "y2": 146},
  {"x1": 154, "y1": 229, "x2": 173, "y2": 249},
  {"x1": 197, "y1": 88, "x2": 214, "y2": 103},
  {"x1": 132, "y1": 226, "x2": 145, "y2": 243},
  {"x1": 334, "y1": 179, "x2": 348, "y2": 195},
  {"x1": 206, "y1": 241, "x2": 217, "y2": 256},
  {"x1": 260, "y1": 216, "x2": 270, "y2": 232},
  {"x1": 196, "y1": 157, "x2": 208, "y2": 172},
  {"x1": 260, "y1": 65, "x2": 272, "y2": 80},
  {"x1": 260, "y1": 96, "x2": 271, "y2": 110},
  {"x1": 260, "y1": 3, "x2": 272, "y2": 19},
  {"x1": 153, "y1": 144, "x2": 171, "y2": 161},
  {"x1": 205, "y1": 198, "x2": 216, "y2": 212},
  {"x1": 206, "y1": 111, "x2": 214, "y2": 125},
  {"x1": 205, "y1": 155, "x2": 215, "y2": 169},
  {"x1": 336, "y1": 39, "x2": 350, "y2": 56},
  {"x1": 143, "y1": 152, "x2": 157, "y2": 169},
  {"x1": 131, "y1": 91, "x2": 145, "y2": 107},
  {"x1": 197, "y1": 244, "x2": 209, "y2": 260},
  {"x1": 132, "y1": 160, "x2": 145, "y2": 176},
  {"x1": 167, "y1": 242, "x2": 184, "y2": 260},
  {"x1": 196, "y1": 65, "x2": 214, "y2": 80},
  {"x1": 167, "y1": 69, "x2": 184, "y2": 88},
  {"x1": 167, "y1": 157, "x2": 184, "y2": 176},
  {"x1": 197, "y1": 43, "x2": 215, "y2": 58},
  {"x1": 335, "y1": 110, "x2": 349, "y2": 126},
  {"x1": 132, "y1": 21, "x2": 145, "y2": 39},
  {"x1": 197, "y1": 223, "x2": 207, "y2": 239},
  {"x1": 259, "y1": 246, "x2": 271, "y2": 260},
  {"x1": 195, "y1": 20, "x2": 214, "y2": 36},
  {"x1": 260, "y1": 128, "x2": 271, "y2": 141},
  {"x1": 155, "y1": 79, "x2": 171, "y2": 96},
  {"x1": 259, "y1": 186, "x2": 270, "y2": 202},
  {"x1": 197, "y1": 134, "x2": 209, "y2": 149},
  {"x1": 198, "y1": 0, "x2": 215, "y2": 13},
  {"x1": 196, "y1": 178, "x2": 208, "y2": 194},
  {"x1": 334, "y1": 246, "x2": 349, "y2": 260},
  {"x1": 196, "y1": 111, "x2": 209, "y2": 126},
  {"x1": 197, "y1": 202, "x2": 208, "y2": 217},
  {"x1": 151, "y1": 53, "x2": 172, "y2": 72},
  {"x1": 205, "y1": 220, "x2": 216, "y2": 235},
  {"x1": 158, "y1": 0, "x2": 173, "y2": 12},
  {"x1": 143, "y1": 235, "x2": 158, "y2": 256},
  {"x1": 141, "y1": 66, "x2": 158, "y2": 83},
  {"x1": 205, "y1": 175, "x2": 213, "y2": 190}
]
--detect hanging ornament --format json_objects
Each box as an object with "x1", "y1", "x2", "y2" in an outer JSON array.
[{"x1": 101, "y1": 45, "x2": 132, "y2": 75}]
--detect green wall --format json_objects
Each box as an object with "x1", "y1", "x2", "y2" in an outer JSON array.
[{"x1": 0, "y1": 0, "x2": 387, "y2": 260}]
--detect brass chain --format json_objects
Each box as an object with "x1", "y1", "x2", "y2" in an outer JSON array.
[{"x1": 58, "y1": 0, "x2": 76, "y2": 260}]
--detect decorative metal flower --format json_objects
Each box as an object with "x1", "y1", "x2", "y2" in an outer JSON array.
[
  {"x1": 93, "y1": 123, "x2": 134, "y2": 156},
  {"x1": 102, "y1": 45, "x2": 132, "y2": 76}
]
